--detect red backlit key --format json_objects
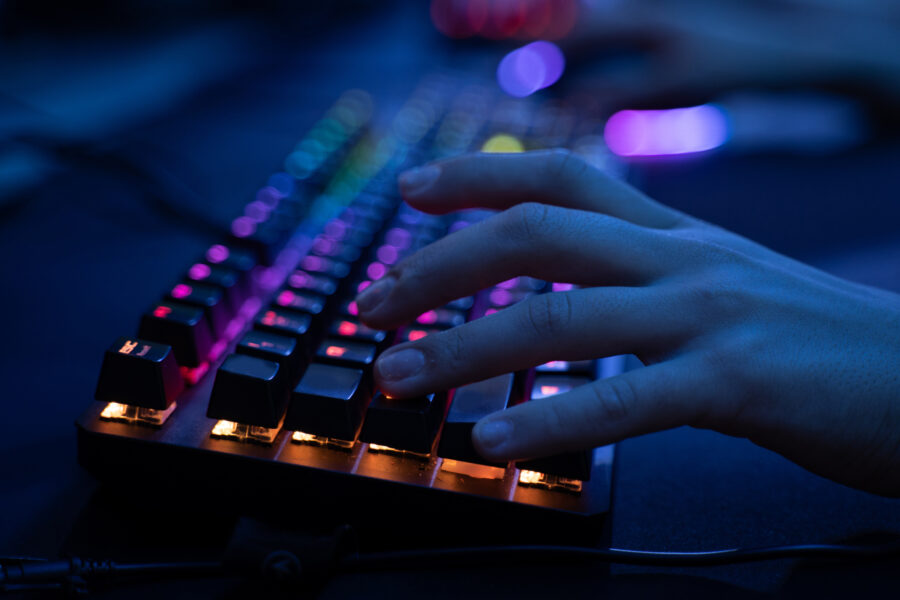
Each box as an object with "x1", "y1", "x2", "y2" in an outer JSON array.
[
  {"x1": 236, "y1": 330, "x2": 306, "y2": 384},
  {"x1": 139, "y1": 301, "x2": 213, "y2": 367},
  {"x1": 167, "y1": 282, "x2": 230, "y2": 338},
  {"x1": 516, "y1": 375, "x2": 594, "y2": 481},
  {"x1": 314, "y1": 338, "x2": 377, "y2": 376},
  {"x1": 437, "y1": 373, "x2": 521, "y2": 466},
  {"x1": 359, "y1": 391, "x2": 449, "y2": 454},
  {"x1": 254, "y1": 308, "x2": 314, "y2": 350},
  {"x1": 94, "y1": 336, "x2": 183, "y2": 410},
  {"x1": 329, "y1": 318, "x2": 390, "y2": 351},
  {"x1": 286, "y1": 363, "x2": 368, "y2": 440},
  {"x1": 207, "y1": 354, "x2": 289, "y2": 429},
  {"x1": 397, "y1": 327, "x2": 440, "y2": 343}
]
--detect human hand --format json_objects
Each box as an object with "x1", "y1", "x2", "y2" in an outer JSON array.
[{"x1": 354, "y1": 149, "x2": 900, "y2": 496}]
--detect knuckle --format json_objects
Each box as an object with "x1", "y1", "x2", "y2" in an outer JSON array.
[
  {"x1": 523, "y1": 292, "x2": 573, "y2": 340},
  {"x1": 434, "y1": 326, "x2": 467, "y2": 371},
  {"x1": 546, "y1": 148, "x2": 590, "y2": 182},
  {"x1": 502, "y1": 201, "x2": 551, "y2": 244},
  {"x1": 588, "y1": 377, "x2": 636, "y2": 425}
]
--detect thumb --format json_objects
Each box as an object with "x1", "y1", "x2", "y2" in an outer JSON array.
[{"x1": 471, "y1": 358, "x2": 708, "y2": 461}]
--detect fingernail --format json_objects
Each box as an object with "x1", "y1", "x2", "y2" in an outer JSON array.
[
  {"x1": 398, "y1": 165, "x2": 440, "y2": 196},
  {"x1": 377, "y1": 348, "x2": 425, "y2": 381},
  {"x1": 475, "y1": 419, "x2": 513, "y2": 450},
  {"x1": 355, "y1": 277, "x2": 394, "y2": 313}
]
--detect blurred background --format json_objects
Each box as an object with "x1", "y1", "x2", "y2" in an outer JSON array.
[{"x1": 1, "y1": 0, "x2": 900, "y2": 596}]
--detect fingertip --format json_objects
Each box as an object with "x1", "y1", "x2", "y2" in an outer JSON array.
[
  {"x1": 473, "y1": 416, "x2": 515, "y2": 461},
  {"x1": 398, "y1": 164, "x2": 441, "y2": 199}
]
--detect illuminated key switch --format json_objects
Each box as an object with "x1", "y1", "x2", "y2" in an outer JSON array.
[
  {"x1": 186, "y1": 263, "x2": 243, "y2": 313},
  {"x1": 287, "y1": 270, "x2": 338, "y2": 298},
  {"x1": 236, "y1": 330, "x2": 306, "y2": 384},
  {"x1": 95, "y1": 337, "x2": 183, "y2": 410},
  {"x1": 166, "y1": 282, "x2": 230, "y2": 338},
  {"x1": 139, "y1": 301, "x2": 213, "y2": 367},
  {"x1": 516, "y1": 375, "x2": 594, "y2": 481},
  {"x1": 315, "y1": 338, "x2": 377, "y2": 378},
  {"x1": 437, "y1": 373, "x2": 520, "y2": 466},
  {"x1": 207, "y1": 354, "x2": 289, "y2": 429},
  {"x1": 285, "y1": 363, "x2": 368, "y2": 441},
  {"x1": 329, "y1": 319, "x2": 390, "y2": 351},
  {"x1": 359, "y1": 391, "x2": 449, "y2": 454}
]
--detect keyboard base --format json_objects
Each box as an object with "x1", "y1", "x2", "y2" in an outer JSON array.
[{"x1": 77, "y1": 393, "x2": 615, "y2": 547}]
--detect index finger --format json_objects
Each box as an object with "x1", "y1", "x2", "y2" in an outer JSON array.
[{"x1": 398, "y1": 149, "x2": 685, "y2": 229}]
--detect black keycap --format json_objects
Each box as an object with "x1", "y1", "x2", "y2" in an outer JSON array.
[
  {"x1": 286, "y1": 270, "x2": 338, "y2": 297},
  {"x1": 205, "y1": 244, "x2": 256, "y2": 297},
  {"x1": 446, "y1": 296, "x2": 474, "y2": 311},
  {"x1": 314, "y1": 338, "x2": 377, "y2": 375},
  {"x1": 95, "y1": 336, "x2": 183, "y2": 409},
  {"x1": 437, "y1": 373, "x2": 519, "y2": 465},
  {"x1": 535, "y1": 360, "x2": 596, "y2": 376},
  {"x1": 329, "y1": 318, "x2": 390, "y2": 350},
  {"x1": 167, "y1": 282, "x2": 230, "y2": 339},
  {"x1": 416, "y1": 308, "x2": 466, "y2": 329},
  {"x1": 139, "y1": 301, "x2": 213, "y2": 367},
  {"x1": 285, "y1": 363, "x2": 368, "y2": 440},
  {"x1": 359, "y1": 392, "x2": 449, "y2": 454},
  {"x1": 516, "y1": 375, "x2": 593, "y2": 480},
  {"x1": 187, "y1": 263, "x2": 243, "y2": 313},
  {"x1": 236, "y1": 330, "x2": 306, "y2": 384},
  {"x1": 254, "y1": 308, "x2": 314, "y2": 351},
  {"x1": 300, "y1": 255, "x2": 351, "y2": 279},
  {"x1": 231, "y1": 219, "x2": 290, "y2": 266},
  {"x1": 274, "y1": 289, "x2": 325, "y2": 317},
  {"x1": 207, "y1": 354, "x2": 289, "y2": 428}
]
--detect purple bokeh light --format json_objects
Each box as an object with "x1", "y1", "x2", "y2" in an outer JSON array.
[
  {"x1": 497, "y1": 41, "x2": 565, "y2": 98},
  {"x1": 604, "y1": 104, "x2": 729, "y2": 157}
]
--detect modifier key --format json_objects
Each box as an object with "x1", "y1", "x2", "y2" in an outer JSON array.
[{"x1": 95, "y1": 337, "x2": 183, "y2": 409}]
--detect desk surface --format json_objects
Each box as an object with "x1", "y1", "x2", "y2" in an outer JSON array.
[{"x1": 1, "y1": 5, "x2": 900, "y2": 597}]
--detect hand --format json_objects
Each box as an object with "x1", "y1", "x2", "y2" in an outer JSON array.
[{"x1": 354, "y1": 150, "x2": 900, "y2": 497}]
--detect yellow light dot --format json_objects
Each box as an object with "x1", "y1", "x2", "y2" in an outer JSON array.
[{"x1": 481, "y1": 134, "x2": 524, "y2": 154}]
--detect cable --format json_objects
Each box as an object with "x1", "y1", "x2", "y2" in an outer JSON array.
[{"x1": 342, "y1": 540, "x2": 900, "y2": 570}]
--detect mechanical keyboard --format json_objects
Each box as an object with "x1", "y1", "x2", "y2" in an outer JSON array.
[{"x1": 76, "y1": 74, "x2": 631, "y2": 539}]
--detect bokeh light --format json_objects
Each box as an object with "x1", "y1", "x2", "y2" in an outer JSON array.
[
  {"x1": 481, "y1": 133, "x2": 525, "y2": 153},
  {"x1": 604, "y1": 105, "x2": 730, "y2": 157},
  {"x1": 497, "y1": 41, "x2": 565, "y2": 98}
]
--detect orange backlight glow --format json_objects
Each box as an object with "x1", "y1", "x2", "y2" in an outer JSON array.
[
  {"x1": 118, "y1": 340, "x2": 138, "y2": 355},
  {"x1": 326, "y1": 345, "x2": 347, "y2": 357},
  {"x1": 540, "y1": 385, "x2": 561, "y2": 396}
]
